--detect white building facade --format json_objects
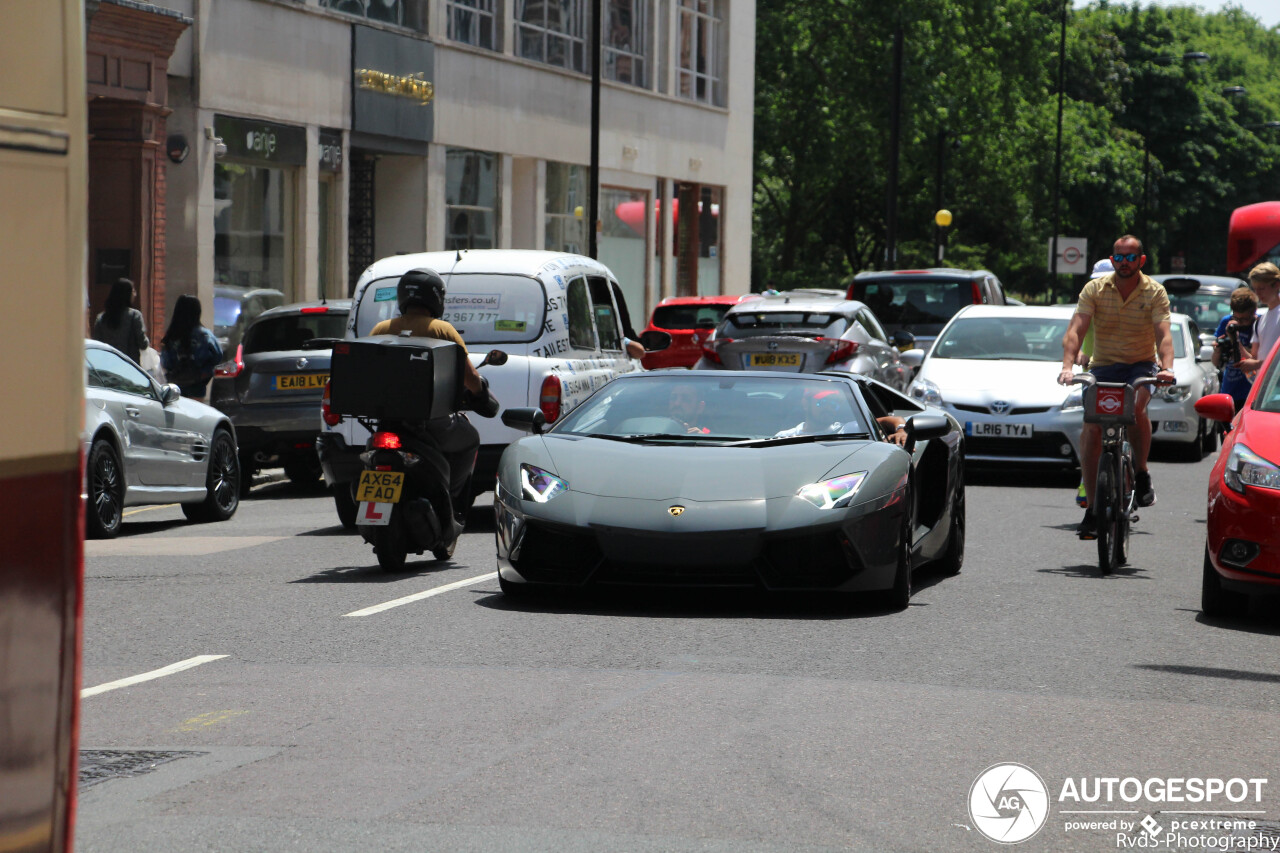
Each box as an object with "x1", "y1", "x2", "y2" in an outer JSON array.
[{"x1": 148, "y1": 0, "x2": 755, "y2": 327}]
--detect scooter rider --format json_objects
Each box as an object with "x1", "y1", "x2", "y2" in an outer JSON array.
[{"x1": 369, "y1": 268, "x2": 492, "y2": 527}]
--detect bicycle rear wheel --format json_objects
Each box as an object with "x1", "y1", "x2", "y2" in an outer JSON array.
[{"x1": 1096, "y1": 453, "x2": 1119, "y2": 576}]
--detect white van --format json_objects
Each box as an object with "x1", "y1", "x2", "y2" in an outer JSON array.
[{"x1": 318, "y1": 249, "x2": 643, "y2": 526}]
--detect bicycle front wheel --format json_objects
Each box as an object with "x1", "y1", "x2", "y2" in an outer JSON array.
[
  {"x1": 1096, "y1": 453, "x2": 1119, "y2": 576},
  {"x1": 1117, "y1": 453, "x2": 1134, "y2": 567}
]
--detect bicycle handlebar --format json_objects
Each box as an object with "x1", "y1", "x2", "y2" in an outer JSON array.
[{"x1": 1068, "y1": 373, "x2": 1174, "y2": 388}]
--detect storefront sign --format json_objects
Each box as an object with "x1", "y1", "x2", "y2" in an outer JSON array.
[
  {"x1": 319, "y1": 128, "x2": 343, "y2": 173},
  {"x1": 214, "y1": 115, "x2": 306, "y2": 166},
  {"x1": 352, "y1": 25, "x2": 434, "y2": 146}
]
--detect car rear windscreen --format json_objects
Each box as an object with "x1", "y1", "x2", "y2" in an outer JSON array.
[
  {"x1": 243, "y1": 313, "x2": 349, "y2": 354},
  {"x1": 355, "y1": 274, "x2": 546, "y2": 343},
  {"x1": 651, "y1": 304, "x2": 730, "y2": 330},
  {"x1": 724, "y1": 312, "x2": 844, "y2": 338},
  {"x1": 852, "y1": 279, "x2": 975, "y2": 327}
]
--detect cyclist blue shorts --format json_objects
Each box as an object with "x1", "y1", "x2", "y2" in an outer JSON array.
[{"x1": 1089, "y1": 361, "x2": 1158, "y2": 385}]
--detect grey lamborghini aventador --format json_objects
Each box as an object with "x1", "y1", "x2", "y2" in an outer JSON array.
[{"x1": 495, "y1": 370, "x2": 965, "y2": 609}]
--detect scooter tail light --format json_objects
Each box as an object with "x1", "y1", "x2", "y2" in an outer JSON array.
[
  {"x1": 825, "y1": 339, "x2": 859, "y2": 364},
  {"x1": 372, "y1": 431, "x2": 403, "y2": 450},
  {"x1": 540, "y1": 374, "x2": 562, "y2": 423},
  {"x1": 321, "y1": 380, "x2": 342, "y2": 426},
  {"x1": 213, "y1": 343, "x2": 244, "y2": 378}
]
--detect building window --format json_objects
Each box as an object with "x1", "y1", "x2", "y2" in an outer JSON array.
[
  {"x1": 446, "y1": 148, "x2": 499, "y2": 250},
  {"x1": 516, "y1": 0, "x2": 588, "y2": 72},
  {"x1": 447, "y1": 0, "x2": 497, "y2": 49},
  {"x1": 677, "y1": 0, "x2": 722, "y2": 105},
  {"x1": 214, "y1": 163, "x2": 294, "y2": 295},
  {"x1": 605, "y1": 0, "x2": 648, "y2": 87},
  {"x1": 318, "y1": 0, "x2": 427, "y2": 32},
  {"x1": 545, "y1": 161, "x2": 587, "y2": 254}
]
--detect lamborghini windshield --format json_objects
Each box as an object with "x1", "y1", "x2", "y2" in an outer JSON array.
[{"x1": 552, "y1": 374, "x2": 872, "y2": 441}]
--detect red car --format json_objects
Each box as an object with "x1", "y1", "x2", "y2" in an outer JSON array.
[
  {"x1": 1194, "y1": 342, "x2": 1280, "y2": 617},
  {"x1": 641, "y1": 295, "x2": 757, "y2": 369}
]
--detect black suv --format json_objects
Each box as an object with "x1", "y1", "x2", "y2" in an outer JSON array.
[
  {"x1": 848, "y1": 268, "x2": 1010, "y2": 353},
  {"x1": 209, "y1": 300, "x2": 351, "y2": 491}
]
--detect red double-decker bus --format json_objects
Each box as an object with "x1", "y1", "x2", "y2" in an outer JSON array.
[
  {"x1": 0, "y1": 2, "x2": 87, "y2": 851},
  {"x1": 1227, "y1": 202, "x2": 1280, "y2": 273}
]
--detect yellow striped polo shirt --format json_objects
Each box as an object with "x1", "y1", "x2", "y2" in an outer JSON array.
[{"x1": 1075, "y1": 273, "x2": 1171, "y2": 367}]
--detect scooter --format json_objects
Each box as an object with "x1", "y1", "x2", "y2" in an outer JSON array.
[{"x1": 353, "y1": 350, "x2": 505, "y2": 572}]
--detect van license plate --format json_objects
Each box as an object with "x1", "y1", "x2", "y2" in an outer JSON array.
[
  {"x1": 966, "y1": 422, "x2": 1032, "y2": 438},
  {"x1": 356, "y1": 470, "x2": 404, "y2": 503}
]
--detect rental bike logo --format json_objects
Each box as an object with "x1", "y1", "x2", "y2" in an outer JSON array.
[{"x1": 967, "y1": 763, "x2": 1272, "y2": 849}]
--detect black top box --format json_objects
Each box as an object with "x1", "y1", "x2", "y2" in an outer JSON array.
[{"x1": 329, "y1": 335, "x2": 463, "y2": 420}]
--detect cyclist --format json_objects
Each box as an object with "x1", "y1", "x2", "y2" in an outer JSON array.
[{"x1": 1059, "y1": 235, "x2": 1175, "y2": 539}]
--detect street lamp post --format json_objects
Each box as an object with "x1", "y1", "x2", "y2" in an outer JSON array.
[
  {"x1": 1049, "y1": 0, "x2": 1067, "y2": 300},
  {"x1": 934, "y1": 209, "x2": 952, "y2": 263},
  {"x1": 588, "y1": 0, "x2": 602, "y2": 259}
]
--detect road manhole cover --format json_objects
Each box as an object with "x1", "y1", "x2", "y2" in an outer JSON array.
[{"x1": 78, "y1": 749, "x2": 205, "y2": 789}]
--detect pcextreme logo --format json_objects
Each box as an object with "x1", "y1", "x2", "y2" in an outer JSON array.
[{"x1": 969, "y1": 763, "x2": 1051, "y2": 844}]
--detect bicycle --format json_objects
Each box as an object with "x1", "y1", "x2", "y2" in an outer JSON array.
[{"x1": 1071, "y1": 374, "x2": 1168, "y2": 575}]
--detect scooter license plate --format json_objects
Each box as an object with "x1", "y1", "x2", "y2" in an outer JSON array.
[{"x1": 356, "y1": 470, "x2": 404, "y2": 503}]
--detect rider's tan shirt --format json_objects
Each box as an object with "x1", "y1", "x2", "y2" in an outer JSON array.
[
  {"x1": 370, "y1": 310, "x2": 469, "y2": 354},
  {"x1": 1075, "y1": 273, "x2": 1170, "y2": 367}
]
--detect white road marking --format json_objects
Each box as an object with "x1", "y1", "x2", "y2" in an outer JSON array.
[
  {"x1": 344, "y1": 572, "x2": 498, "y2": 617},
  {"x1": 81, "y1": 655, "x2": 228, "y2": 698}
]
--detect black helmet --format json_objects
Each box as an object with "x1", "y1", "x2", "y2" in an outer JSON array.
[{"x1": 397, "y1": 268, "x2": 446, "y2": 316}]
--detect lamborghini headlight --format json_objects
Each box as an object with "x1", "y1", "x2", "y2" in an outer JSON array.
[
  {"x1": 520, "y1": 463, "x2": 568, "y2": 503},
  {"x1": 1060, "y1": 385, "x2": 1084, "y2": 412},
  {"x1": 797, "y1": 472, "x2": 868, "y2": 509},
  {"x1": 1159, "y1": 384, "x2": 1192, "y2": 403},
  {"x1": 1224, "y1": 444, "x2": 1280, "y2": 494},
  {"x1": 907, "y1": 378, "x2": 942, "y2": 406}
]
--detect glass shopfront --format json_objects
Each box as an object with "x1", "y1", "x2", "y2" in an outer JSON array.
[{"x1": 213, "y1": 116, "x2": 305, "y2": 298}]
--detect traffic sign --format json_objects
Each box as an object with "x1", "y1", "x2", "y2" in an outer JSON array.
[{"x1": 1047, "y1": 236, "x2": 1088, "y2": 275}]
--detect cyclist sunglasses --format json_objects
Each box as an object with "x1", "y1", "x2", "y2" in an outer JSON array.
[{"x1": 1111, "y1": 252, "x2": 1141, "y2": 263}]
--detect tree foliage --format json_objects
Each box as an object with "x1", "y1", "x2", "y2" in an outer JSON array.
[{"x1": 753, "y1": 1, "x2": 1280, "y2": 300}]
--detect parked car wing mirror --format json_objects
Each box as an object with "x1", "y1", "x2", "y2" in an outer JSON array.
[
  {"x1": 1197, "y1": 344, "x2": 1215, "y2": 363},
  {"x1": 639, "y1": 330, "x2": 672, "y2": 352},
  {"x1": 899, "y1": 349, "x2": 925, "y2": 370},
  {"x1": 159, "y1": 384, "x2": 181, "y2": 405},
  {"x1": 501, "y1": 407, "x2": 547, "y2": 434},
  {"x1": 480, "y1": 349, "x2": 509, "y2": 367}
]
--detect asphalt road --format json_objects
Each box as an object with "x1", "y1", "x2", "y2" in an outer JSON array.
[{"x1": 77, "y1": 448, "x2": 1280, "y2": 853}]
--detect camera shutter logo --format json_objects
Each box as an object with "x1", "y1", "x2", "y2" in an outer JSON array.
[{"x1": 968, "y1": 763, "x2": 1050, "y2": 844}]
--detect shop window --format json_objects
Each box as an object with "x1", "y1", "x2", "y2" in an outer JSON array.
[
  {"x1": 566, "y1": 277, "x2": 596, "y2": 349},
  {"x1": 319, "y1": 0, "x2": 428, "y2": 31},
  {"x1": 447, "y1": 0, "x2": 497, "y2": 49},
  {"x1": 545, "y1": 161, "x2": 587, "y2": 254},
  {"x1": 516, "y1": 0, "x2": 588, "y2": 72},
  {"x1": 214, "y1": 163, "x2": 294, "y2": 294},
  {"x1": 446, "y1": 147, "x2": 499, "y2": 250},
  {"x1": 599, "y1": 186, "x2": 648, "y2": 324},
  {"x1": 677, "y1": 0, "x2": 723, "y2": 106},
  {"x1": 605, "y1": 0, "x2": 648, "y2": 87}
]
